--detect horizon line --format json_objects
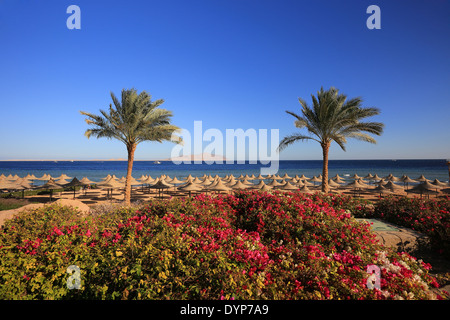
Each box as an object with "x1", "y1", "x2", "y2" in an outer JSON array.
[{"x1": 0, "y1": 158, "x2": 447, "y2": 162}]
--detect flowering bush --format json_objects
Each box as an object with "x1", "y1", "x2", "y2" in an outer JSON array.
[
  {"x1": 354, "y1": 196, "x2": 450, "y2": 257},
  {"x1": 0, "y1": 191, "x2": 447, "y2": 300}
]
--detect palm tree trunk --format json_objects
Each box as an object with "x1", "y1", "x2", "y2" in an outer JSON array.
[
  {"x1": 321, "y1": 142, "x2": 330, "y2": 193},
  {"x1": 125, "y1": 143, "x2": 136, "y2": 205}
]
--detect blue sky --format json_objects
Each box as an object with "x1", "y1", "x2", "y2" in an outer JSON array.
[{"x1": 0, "y1": 0, "x2": 449, "y2": 161}]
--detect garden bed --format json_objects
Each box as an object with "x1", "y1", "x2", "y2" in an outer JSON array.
[{"x1": 0, "y1": 191, "x2": 448, "y2": 300}]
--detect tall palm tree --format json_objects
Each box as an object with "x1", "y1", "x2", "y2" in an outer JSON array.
[
  {"x1": 80, "y1": 88, "x2": 181, "y2": 205},
  {"x1": 278, "y1": 87, "x2": 384, "y2": 193}
]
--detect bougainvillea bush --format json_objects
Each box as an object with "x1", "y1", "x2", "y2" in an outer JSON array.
[
  {"x1": 0, "y1": 191, "x2": 446, "y2": 300},
  {"x1": 354, "y1": 196, "x2": 450, "y2": 257}
]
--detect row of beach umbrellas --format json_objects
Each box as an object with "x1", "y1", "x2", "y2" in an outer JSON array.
[{"x1": 1, "y1": 172, "x2": 449, "y2": 200}]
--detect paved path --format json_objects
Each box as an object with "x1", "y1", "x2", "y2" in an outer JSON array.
[{"x1": 356, "y1": 218, "x2": 428, "y2": 252}]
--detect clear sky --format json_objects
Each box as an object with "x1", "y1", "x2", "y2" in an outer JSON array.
[{"x1": 0, "y1": 0, "x2": 449, "y2": 161}]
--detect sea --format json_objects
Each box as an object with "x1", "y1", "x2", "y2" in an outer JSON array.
[{"x1": 0, "y1": 159, "x2": 448, "y2": 185}]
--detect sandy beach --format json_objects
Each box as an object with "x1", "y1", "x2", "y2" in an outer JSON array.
[{"x1": 1, "y1": 172, "x2": 448, "y2": 212}]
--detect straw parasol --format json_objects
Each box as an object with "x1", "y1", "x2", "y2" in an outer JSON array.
[
  {"x1": 168, "y1": 177, "x2": 184, "y2": 185},
  {"x1": 374, "y1": 178, "x2": 387, "y2": 186},
  {"x1": 252, "y1": 180, "x2": 272, "y2": 190},
  {"x1": 148, "y1": 179, "x2": 173, "y2": 198},
  {"x1": 277, "y1": 181, "x2": 298, "y2": 191},
  {"x1": 298, "y1": 185, "x2": 313, "y2": 194},
  {"x1": 98, "y1": 179, "x2": 125, "y2": 200},
  {"x1": 230, "y1": 180, "x2": 250, "y2": 190},
  {"x1": 266, "y1": 179, "x2": 283, "y2": 187},
  {"x1": 259, "y1": 184, "x2": 273, "y2": 193},
  {"x1": 345, "y1": 179, "x2": 368, "y2": 197},
  {"x1": 36, "y1": 173, "x2": 52, "y2": 181},
  {"x1": 24, "y1": 173, "x2": 37, "y2": 181},
  {"x1": 350, "y1": 173, "x2": 362, "y2": 180},
  {"x1": 383, "y1": 181, "x2": 404, "y2": 194},
  {"x1": 371, "y1": 184, "x2": 393, "y2": 198},
  {"x1": 364, "y1": 173, "x2": 375, "y2": 180},
  {"x1": 7, "y1": 179, "x2": 33, "y2": 198},
  {"x1": 401, "y1": 175, "x2": 417, "y2": 190},
  {"x1": 0, "y1": 179, "x2": 16, "y2": 192},
  {"x1": 332, "y1": 175, "x2": 346, "y2": 184},
  {"x1": 406, "y1": 181, "x2": 438, "y2": 199},
  {"x1": 431, "y1": 179, "x2": 448, "y2": 188},
  {"x1": 80, "y1": 177, "x2": 96, "y2": 185},
  {"x1": 54, "y1": 174, "x2": 72, "y2": 180},
  {"x1": 55, "y1": 178, "x2": 71, "y2": 185},
  {"x1": 384, "y1": 174, "x2": 401, "y2": 182},
  {"x1": 416, "y1": 174, "x2": 431, "y2": 182},
  {"x1": 281, "y1": 173, "x2": 292, "y2": 180},
  {"x1": 178, "y1": 182, "x2": 203, "y2": 197},
  {"x1": 310, "y1": 176, "x2": 322, "y2": 186},
  {"x1": 240, "y1": 177, "x2": 254, "y2": 186},
  {"x1": 298, "y1": 174, "x2": 310, "y2": 181},
  {"x1": 35, "y1": 179, "x2": 63, "y2": 201},
  {"x1": 205, "y1": 179, "x2": 231, "y2": 193},
  {"x1": 327, "y1": 179, "x2": 342, "y2": 189},
  {"x1": 138, "y1": 175, "x2": 148, "y2": 182},
  {"x1": 62, "y1": 177, "x2": 86, "y2": 199}
]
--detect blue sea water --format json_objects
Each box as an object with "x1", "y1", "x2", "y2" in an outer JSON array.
[{"x1": 0, "y1": 159, "x2": 448, "y2": 184}]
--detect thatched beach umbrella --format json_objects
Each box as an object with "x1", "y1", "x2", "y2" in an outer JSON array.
[
  {"x1": 374, "y1": 178, "x2": 387, "y2": 186},
  {"x1": 259, "y1": 184, "x2": 272, "y2": 193},
  {"x1": 0, "y1": 179, "x2": 15, "y2": 192},
  {"x1": 98, "y1": 179, "x2": 125, "y2": 199},
  {"x1": 35, "y1": 179, "x2": 63, "y2": 201},
  {"x1": 178, "y1": 182, "x2": 203, "y2": 197},
  {"x1": 406, "y1": 181, "x2": 439, "y2": 198},
  {"x1": 277, "y1": 181, "x2": 298, "y2": 191},
  {"x1": 431, "y1": 179, "x2": 448, "y2": 188},
  {"x1": 350, "y1": 173, "x2": 362, "y2": 180},
  {"x1": 372, "y1": 174, "x2": 382, "y2": 181},
  {"x1": 206, "y1": 179, "x2": 232, "y2": 194},
  {"x1": 148, "y1": 179, "x2": 173, "y2": 198},
  {"x1": 416, "y1": 174, "x2": 431, "y2": 182},
  {"x1": 383, "y1": 181, "x2": 404, "y2": 194},
  {"x1": 298, "y1": 174, "x2": 310, "y2": 181},
  {"x1": 62, "y1": 177, "x2": 86, "y2": 199},
  {"x1": 252, "y1": 180, "x2": 272, "y2": 190},
  {"x1": 371, "y1": 184, "x2": 393, "y2": 198},
  {"x1": 345, "y1": 179, "x2": 368, "y2": 197},
  {"x1": 54, "y1": 174, "x2": 72, "y2": 181},
  {"x1": 230, "y1": 180, "x2": 250, "y2": 190},
  {"x1": 310, "y1": 176, "x2": 322, "y2": 186},
  {"x1": 266, "y1": 179, "x2": 283, "y2": 187},
  {"x1": 332, "y1": 175, "x2": 346, "y2": 184},
  {"x1": 384, "y1": 174, "x2": 401, "y2": 182},
  {"x1": 80, "y1": 177, "x2": 96, "y2": 185},
  {"x1": 281, "y1": 173, "x2": 292, "y2": 180},
  {"x1": 327, "y1": 179, "x2": 342, "y2": 189},
  {"x1": 298, "y1": 185, "x2": 313, "y2": 194},
  {"x1": 401, "y1": 175, "x2": 417, "y2": 190},
  {"x1": 36, "y1": 173, "x2": 52, "y2": 181}
]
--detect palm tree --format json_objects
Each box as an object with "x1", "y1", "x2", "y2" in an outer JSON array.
[
  {"x1": 278, "y1": 87, "x2": 384, "y2": 193},
  {"x1": 80, "y1": 88, "x2": 181, "y2": 205}
]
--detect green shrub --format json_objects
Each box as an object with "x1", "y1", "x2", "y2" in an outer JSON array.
[{"x1": 0, "y1": 191, "x2": 446, "y2": 300}]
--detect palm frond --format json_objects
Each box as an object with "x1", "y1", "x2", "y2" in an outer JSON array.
[{"x1": 277, "y1": 134, "x2": 318, "y2": 152}]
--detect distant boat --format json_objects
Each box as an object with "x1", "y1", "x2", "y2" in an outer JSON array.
[{"x1": 154, "y1": 161, "x2": 161, "y2": 164}]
